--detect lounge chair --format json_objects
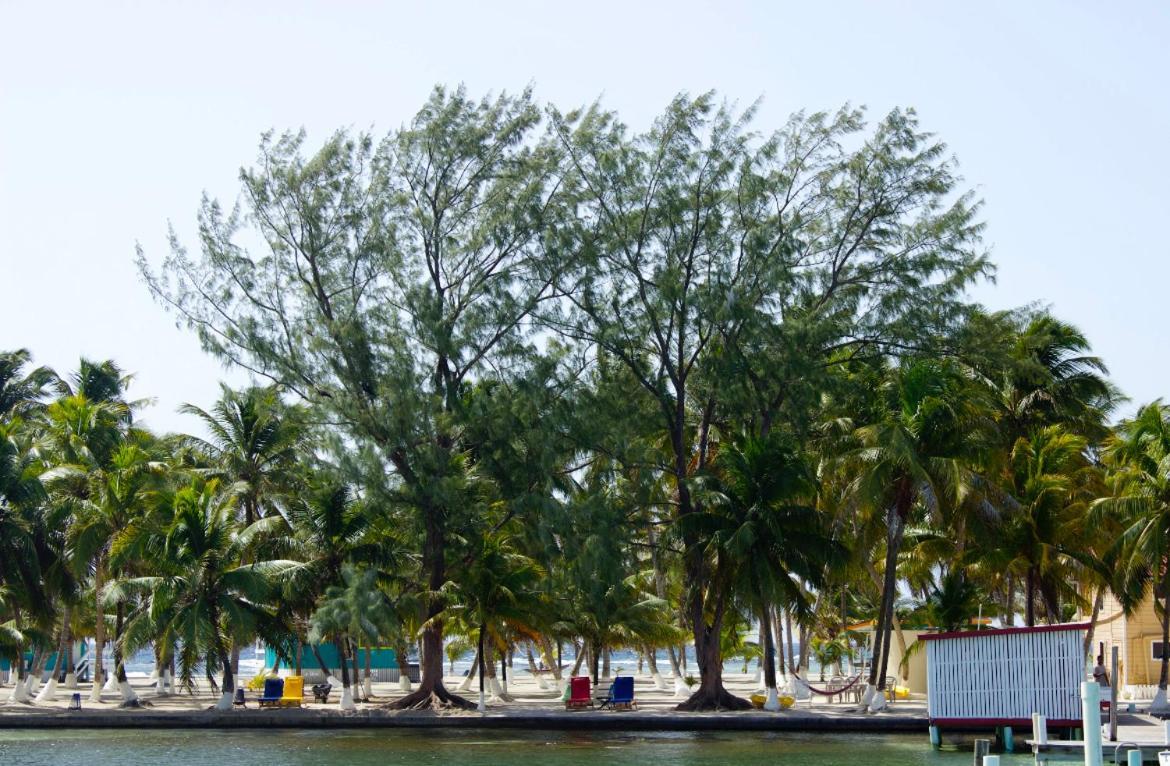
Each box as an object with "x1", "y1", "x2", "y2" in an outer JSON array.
[
  {"x1": 565, "y1": 676, "x2": 594, "y2": 710},
  {"x1": 279, "y1": 675, "x2": 304, "y2": 707},
  {"x1": 311, "y1": 683, "x2": 332, "y2": 704},
  {"x1": 257, "y1": 677, "x2": 284, "y2": 707},
  {"x1": 602, "y1": 675, "x2": 636, "y2": 710}
]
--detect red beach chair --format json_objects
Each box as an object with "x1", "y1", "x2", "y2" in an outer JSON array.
[{"x1": 565, "y1": 676, "x2": 594, "y2": 710}]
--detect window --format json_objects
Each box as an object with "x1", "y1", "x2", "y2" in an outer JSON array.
[{"x1": 1154, "y1": 642, "x2": 1166, "y2": 661}]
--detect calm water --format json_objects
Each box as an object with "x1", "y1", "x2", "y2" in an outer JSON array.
[{"x1": 0, "y1": 729, "x2": 1033, "y2": 766}]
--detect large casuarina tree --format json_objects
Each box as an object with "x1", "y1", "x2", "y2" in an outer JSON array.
[
  {"x1": 138, "y1": 86, "x2": 568, "y2": 708},
  {"x1": 545, "y1": 95, "x2": 988, "y2": 709}
]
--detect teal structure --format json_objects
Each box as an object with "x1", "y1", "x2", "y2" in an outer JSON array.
[{"x1": 263, "y1": 644, "x2": 398, "y2": 669}]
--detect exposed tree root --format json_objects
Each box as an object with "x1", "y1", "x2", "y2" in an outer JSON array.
[
  {"x1": 674, "y1": 686, "x2": 753, "y2": 712},
  {"x1": 386, "y1": 684, "x2": 475, "y2": 711}
]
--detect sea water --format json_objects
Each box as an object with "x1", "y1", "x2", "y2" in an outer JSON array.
[{"x1": 0, "y1": 729, "x2": 1034, "y2": 766}]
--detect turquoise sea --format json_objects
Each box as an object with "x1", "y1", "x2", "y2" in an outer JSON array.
[{"x1": 0, "y1": 729, "x2": 1033, "y2": 766}]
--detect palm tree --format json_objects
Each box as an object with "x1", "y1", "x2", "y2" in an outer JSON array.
[
  {"x1": 179, "y1": 385, "x2": 305, "y2": 528},
  {"x1": 698, "y1": 432, "x2": 846, "y2": 709},
  {"x1": 1097, "y1": 401, "x2": 1170, "y2": 715},
  {"x1": 179, "y1": 384, "x2": 306, "y2": 675},
  {"x1": 112, "y1": 479, "x2": 298, "y2": 710},
  {"x1": 278, "y1": 474, "x2": 396, "y2": 687},
  {"x1": 61, "y1": 439, "x2": 167, "y2": 705},
  {"x1": 308, "y1": 564, "x2": 398, "y2": 709},
  {"x1": 844, "y1": 359, "x2": 992, "y2": 710},
  {"x1": 996, "y1": 426, "x2": 1097, "y2": 625},
  {"x1": 441, "y1": 533, "x2": 542, "y2": 712}
]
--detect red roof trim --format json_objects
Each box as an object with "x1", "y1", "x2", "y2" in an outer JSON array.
[{"x1": 917, "y1": 622, "x2": 1091, "y2": 642}]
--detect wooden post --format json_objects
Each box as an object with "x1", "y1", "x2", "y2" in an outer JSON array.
[
  {"x1": 1033, "y1": 713, "x2": 1049, "y2": 745},
  {"x1": 974, "y1": 738, "x2": 990, "y2": 766},
  {"x1": 1109, "y1": 646, "x2": 1119, "y2": 742},
  {"x1": 1081, "y1": 681, "x2": 1103, "y2": 766}
]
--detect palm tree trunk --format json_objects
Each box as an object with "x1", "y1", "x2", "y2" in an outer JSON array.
[
  {"x1": 773, "y1": 607, "x2": 786, "y2": 677},
  {"x1": 90, "y1": 559, "x2": 105, "y2": 701},
  {"x1": 396, "y1": 643, "x2": 412, "y2": 692},
  {"x1": 113, "y1": 601, "x2": 139, "y2": 706},
  {"x1": 1151, "y1": 558, "x2": 1170, "y2": 715},
  {"x1": 761, "y1": 604, "x2": 781, "y2": 710},
  {"x1": 1025, "y1": 565, "x2": 1037, "y2": 627},
  {"x1": 477, "y1": 621, "x2": 486, "y2": 712},
  {"x1": 309, "y1": 643, "x2": 333, "y2": 681},
  {"x1": 335, "y1": 637, "x2": 354, "y2": 709}
]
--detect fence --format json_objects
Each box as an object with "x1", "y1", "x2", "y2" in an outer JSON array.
[{"x1": 922, "y1": 623, "x2": 1088, "y2": 727}]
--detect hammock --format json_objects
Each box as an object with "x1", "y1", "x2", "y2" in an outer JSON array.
[{"x1": 800, "y1": 673, "x2": 865, "y2": 697}]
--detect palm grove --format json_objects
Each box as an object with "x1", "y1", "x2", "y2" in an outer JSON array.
[{"x1": 2, "y1": 87, "x2": 1168, "y2": 714}]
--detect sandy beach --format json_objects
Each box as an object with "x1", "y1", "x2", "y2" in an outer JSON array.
[{"x1": 0, "y1": 672, "x2": 930, "y2": 731}]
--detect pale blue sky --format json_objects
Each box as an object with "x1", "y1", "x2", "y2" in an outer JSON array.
[{"x1": 2, "y1": 1, "x2": 1167, "y2": 435}]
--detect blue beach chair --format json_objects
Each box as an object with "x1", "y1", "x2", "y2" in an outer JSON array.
[
  {"x1": 258, "y1": 677, "x2": 284, "y2": 707},
  {"x1": 602, "y1": 676, "x2": 636, "y2": 711}
]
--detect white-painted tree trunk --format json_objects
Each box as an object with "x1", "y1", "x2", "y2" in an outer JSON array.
[
  {"x1": 868, "y1": 689, "x2": 889, "y2": 712},
  {"x1": 338, "y1": 686, "x2": 355, "y2": 710},
  {"x1": 118, "y1": 679, "x2": 139, "y2": 706},
  {"x1": 214, "y1": 691, "x2": 234, "y2": 711},
  {"x1": 362, "y1": 677, "x2": 373, "y2": 699},
  {"x1": 398, "y1": 675, "x2": 412, "y2": 692},
  {"x1": 1149, "y1": 686, "x2": 1169, "y2": 716},
  {"x1": 859, "y1": 683, "x2": 876, "y2": 709},
  {"x1": 326, "y1": 674, "x2": 342, "y2": 687},
  {"x1": 488, "y1": 675, "x2": 504, "y2": 701},
  {"x1": 535, "y1": 674, "x2": 550, "y2": 690},
  {"x1": 155, "y1": 673, "x2": 169, "y2": 696},
  {"x1": 651, "y1": 671, "x2": 667, "y2": 691},
  {"x1": 673, "y1": 674, "x2": 689, "y2": 699},
  {"x1": 64, "y1": 672, "x2": 77, "y2": 690},
  {"x1": 34, "y1": 677, "x2": 58, "y2": 703},
  {"x1": 8, "y1": 678, "x2": 31, "y2": 703},
  {"x1": 89, "y1": 672, "x2": 104, "y2": 702},
  {"x1": 477, "y1": 689, "x2": 486, "y2": 712},
  {"x1": 791, "y1": 673, "x2": 811, "y2": 701},
  {"x1": 102, "y1": 673, "x2": 118, "y2": 693},
  {"x1": 763, "y1": 686, "x2": 781, "y2": 712},
  {"x1": 458, "y1": 672, "x2": 473, "y2": 692},
  {"x1": 27, "y1": 674, "x2": 42, "y2": 697}
]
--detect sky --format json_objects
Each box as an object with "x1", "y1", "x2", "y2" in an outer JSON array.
[{"x1": 2, "y1": 1, "x2": 1168, "y2": 436}]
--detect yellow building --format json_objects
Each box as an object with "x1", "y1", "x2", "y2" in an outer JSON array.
[{"x1": 1085, "y1": 591, "x2": 1167, "y2": 698}]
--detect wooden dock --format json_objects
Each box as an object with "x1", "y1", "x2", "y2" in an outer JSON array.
[{"x1": 1029, "y1": 714, "x2": 1170, "y2": 764}]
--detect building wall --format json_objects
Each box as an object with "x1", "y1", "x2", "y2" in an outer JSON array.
[{"x1": 1089, "y1": 591, "x2": 1163, "y2": 688}]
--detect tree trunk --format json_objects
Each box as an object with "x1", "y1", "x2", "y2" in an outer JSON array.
[
  {"x1": 308, "y1": 643, "x2": 333, "y2": 682},
  {"x1": 112, "y1": 602, "x2": 139, "y2": 706},
  {"x1": 1082, "y1": 587, "x2": 1105, "y2": 662},
  {"x1": 537, "y1": 636, "x2": 563, "y2": 683},
  {"x1": 1025, "y1": 565, "x2": 1037, "y2": 627},
  {"x1": 1151, "y1": 559, "x2": 1170, "y2": 715},
  {"x1": 867, "y1": 507, "x2": 907, "y2": 711},
  {"x1": 388, "y1": 507, "x2": 471, "y2": 709},
  {"x1": 396, "y1": 643, "x2": 413, "y2": 692},
  {"x1": 90, "y1": 559, "x2": 106, "y2": 701},
  {"x1": 476, "y1": 621, "x2": 486, "y2": 712},
  {"x1": 761, "y1": 604, "x2": 781, "y2": 710},
  {"x1": 335, "y1": 637, "x2": 355, "y2": 710},
  {"x1": 773, "y1": 607, "x2": 786, "y2": 677}
]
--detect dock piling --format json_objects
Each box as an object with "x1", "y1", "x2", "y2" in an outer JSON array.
[
  {"x1": 1081, "y1": 681, "x2": 1103, "y2": 766},
  {"x1": 974, "y1": 738, "x2": 990, "y2": 766},
  {"x1": 1033, "y1": 713, "x2": 1049, "y2": 745}
]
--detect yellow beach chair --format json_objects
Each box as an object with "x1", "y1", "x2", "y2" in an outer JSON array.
[{"x1": 279, "y1": 675, "x2": 304, "y2": 707}]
